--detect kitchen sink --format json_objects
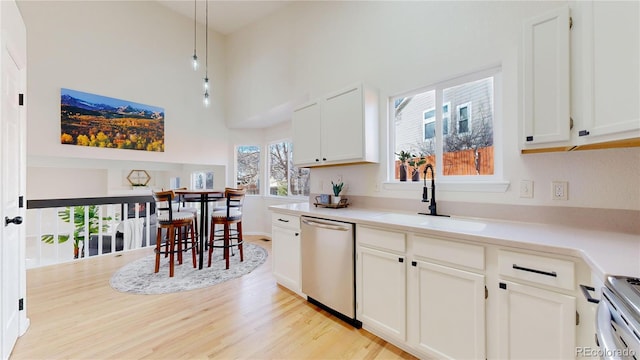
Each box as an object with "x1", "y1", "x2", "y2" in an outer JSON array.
[{"x1": 371, "y1": 213, "x2": 486, "y2": 232}]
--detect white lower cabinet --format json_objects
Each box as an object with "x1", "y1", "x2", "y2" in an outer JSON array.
[
  {"x1": 496, "y1": 280, "x2": 576, "y2": 359},
  {"x1": 354, "y1": 224, "x2": 593, "y2": 360},
  {"x1": 410, "y1": 260, "x2": 486, "y2": 359},
  {"x1": 271, "y1": 213, "x2": 303, "y2": 296},
  {"x1": 358, "y1": 246, "x2": 407, "y2": 342},
  {"x1": 357, "y1": 225, "x2": 407, "y2": 342}
]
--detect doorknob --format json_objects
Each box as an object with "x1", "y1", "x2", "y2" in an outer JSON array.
[{"x1": 5, "y1": 216, "x2": 23, "y2": 226}]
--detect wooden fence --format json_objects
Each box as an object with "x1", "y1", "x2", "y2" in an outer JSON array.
[{"x1": 395, "y1": 146, "x2": 494, "y2": 180}]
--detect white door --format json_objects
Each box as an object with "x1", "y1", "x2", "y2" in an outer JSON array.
[{"x1": 1, "y1": 1, "x2": 28, "y2": 358}]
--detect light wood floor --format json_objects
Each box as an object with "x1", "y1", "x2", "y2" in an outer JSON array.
[{"x1": 11, "y1": 236, "x2": 417, "y2": 360}]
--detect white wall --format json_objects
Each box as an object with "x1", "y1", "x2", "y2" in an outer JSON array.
[
  {"x1": 226, "y1": 0, "x2": 640, "y2": 211},
  {"x1": 18, "y1": 1, "x2": 230, "y2": 197}
]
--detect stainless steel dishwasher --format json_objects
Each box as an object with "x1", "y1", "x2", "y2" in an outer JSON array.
[{"x1": 301, "y1": 216, "x2": 361, "y2": 327}]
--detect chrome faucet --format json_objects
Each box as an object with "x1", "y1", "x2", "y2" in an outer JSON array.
[{"x1": 418, "y1": 163, "x2": 448, "y2": 217}]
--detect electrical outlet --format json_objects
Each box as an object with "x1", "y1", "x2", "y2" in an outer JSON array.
[
  {"x1": 552, "y1": 181, "x2": 568, "y2": 200},
  {"x1": 520, "y1": 180, "x2": 533, "y2": 198}
]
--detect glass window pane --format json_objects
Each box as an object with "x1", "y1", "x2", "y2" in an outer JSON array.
[
  {"x1": 393, "y1": 90, "x2": 436, "y2": 180},
  {"x1": 191, "y1": 171, "x2": 214, "y2": 190},
  {"x1": 424, "y1": 121, "x2": 435, "y2": 140},
  {"x1": 442, "y1": 77, "x2": 494, "y2": 176},
  {"x1": 268, "y1": 142, "x2": 289, "y2": 196},
  {"x1": 287, "y1": 143, "x2": 310, "y2": 196},
  {"x1": 236, "y1": 145, "x2": 260, "y2": 194}
]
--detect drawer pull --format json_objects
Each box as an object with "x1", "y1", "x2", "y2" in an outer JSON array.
[
  {"x1": 512, "y1": 264, "x2": 557, "y2": 277},
  {"x1": 277, "y1": 218, "x2": 290, "y2": 223}
]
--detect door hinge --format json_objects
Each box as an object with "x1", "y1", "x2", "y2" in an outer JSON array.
[
  {"x1": 569, "y1": 16, "x2": 573, "y2": 29},
  {"x1": 18, "y1": 93, "x2": 24, "y2": 106},
  {"x1": 485, "y1": 285, "x2": 488, "y2": 299},
  {"x1": 576, "y1": 311, "x2": 580, "y2": 326},
  {"x1": 19, "y1": 196, "x2": 24, "y2": 208},
  {"x1": 18, "y1": 298, "x2": 24, "y2": 311}
]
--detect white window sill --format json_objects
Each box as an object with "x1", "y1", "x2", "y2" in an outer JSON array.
[{"x1": 382, "y1": 180, "x2": 510, "y2": 193}]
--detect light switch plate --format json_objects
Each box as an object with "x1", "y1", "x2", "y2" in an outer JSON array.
[
  {"x1": 520, "y1": 180, "x2": 533, "y2": 198},
  {"x1": 552, "y1": 181, "x2": 568, "y2": 200}
]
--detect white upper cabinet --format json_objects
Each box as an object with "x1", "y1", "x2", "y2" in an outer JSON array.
[
  {"x1": 292, "y1": 83, "x2": 379, "y2": 167},
  {"x1": 522, "y1": 5, "x2": 571, "y2": 148},
  {"x1": 521, "y1": 2, "x2": 640, "y2": 153},
  {"x1": 576, "y1": 0, "x2": 640, "y2": 145},
  {"x1": 292, "y1": 100, "x2": 322, "y2": 166}
]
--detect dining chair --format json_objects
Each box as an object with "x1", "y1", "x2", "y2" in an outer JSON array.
[
  {"x1": 208, "y1": 188, "x2": 246, "y2": 269},
  {"x1": 152, "y1": 190, "x2": 197, "y2": 277},
  {"x1": 173, "y1": 187, "x2": 200, "y2": 235}
]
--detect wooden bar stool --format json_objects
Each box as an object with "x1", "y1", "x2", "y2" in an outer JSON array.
[
  {"x1": 152, "y1": 190, "x2": 197, "y2": 277},
  {"x1": 208, "y1": 188, "x2": 246, "y2": 269}
]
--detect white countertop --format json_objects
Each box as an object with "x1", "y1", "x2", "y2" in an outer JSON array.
[{"x1": 270, "y1": 202, "x2": 640, "y2": 280}]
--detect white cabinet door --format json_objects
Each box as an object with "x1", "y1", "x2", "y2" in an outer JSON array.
[
  {"x1": 272, "y1": 225, "x2": 301, "y2": 295},
  {"x1": 292, "y1": 83, "x2": 378, "y2": 167},
  {"x1": 411, "y1": 260, "x2": 485, "y2": 360},
  {"x1": 497, "y1": 280, "x2": 576, "y2": 359},
  {"x1": 578, "y1": 0, "x2": 640, "y2": 143},
  {"x1": 322, "y1": 85, "x2": 365, "y2": 163},
  {"x1": 292, "y1": 100, "x2": 322, "y2": 167},
  {"x1": 522, "y1": 6, "x2": 571, "y2": 147},
  {"x1": 358, "y1": 246, "x2": 407, "y2": 342}
]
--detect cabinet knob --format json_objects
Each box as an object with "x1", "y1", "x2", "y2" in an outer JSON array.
[
  {"x1": 411, "y1": 261, "x2": 417, "y2": 267},
  {"x1": 322, "y1": 158, "x2": 327, "y2": 161},
  {"x1": 398, "y1": 258, "x2": 404, "y2": 263},
  {"x1": 294, "y1": 232, "x2": 299, "y2": 236},
  {"x1": 315, "y1": 158, "x2": 320, "y2": 162}
]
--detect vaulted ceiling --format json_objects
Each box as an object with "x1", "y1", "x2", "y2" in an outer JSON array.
[{"x1": 156, "y1": 0, "x2": 292, "y2": 35}]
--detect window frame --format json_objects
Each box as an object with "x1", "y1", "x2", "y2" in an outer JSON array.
[{"x1": 387, "y1": 66, "x2": 508, "y2": 192}]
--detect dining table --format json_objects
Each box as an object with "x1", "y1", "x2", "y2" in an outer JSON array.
[{"x1": 174, "y1": 189, "x2": 225, "y2": 269}]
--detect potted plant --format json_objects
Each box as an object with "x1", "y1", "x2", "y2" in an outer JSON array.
[
  {"x1": 408, "y1": 154, "x2": 426, "y2": 181},
  {"x1": 331, "y1": 181, "x2": 344, "y2": 204},
  {"x1": 41, "y1": 205, "x2": 112, "y2": 259},
  {"x1": 395, "y1": 150, "x2": 412, "y2": 181}
]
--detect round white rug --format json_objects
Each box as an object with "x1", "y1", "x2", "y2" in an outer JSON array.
[{"x1": 110, "y1": 242, "x2": 268, "y2": 295}]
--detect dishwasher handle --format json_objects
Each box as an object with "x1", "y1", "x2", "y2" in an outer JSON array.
[
  {"x1": 302, "y1": 218, "x2": 351, "y2": 231},
  {"x1": 595, "y1": 299, "x2": 620, "y2": 360}
]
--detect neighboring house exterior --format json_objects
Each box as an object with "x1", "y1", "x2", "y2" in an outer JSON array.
[{"x1": 394, "y1": 77, "x2": 494, "y2": 157}]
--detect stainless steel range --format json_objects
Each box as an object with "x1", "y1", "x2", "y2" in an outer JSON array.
[{"x1": 596, "y1": 275, "x2": 640, "y2": 359}]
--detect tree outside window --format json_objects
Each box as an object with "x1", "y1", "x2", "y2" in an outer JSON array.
[
  {"x1": 236, "y1": 145, "x2": 260, "y2": 194},
  {"x1": 268, "y1": 141, "x2": 310, "y2": 197}
]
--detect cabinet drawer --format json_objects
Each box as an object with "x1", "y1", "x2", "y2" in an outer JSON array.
[
  {"x1": 357, "y1": 225, "x2": 406, "y2": 253},
  {"x1": 498, "y1": 250, "x2": 575, "y2": 290},
  {"x1": 271, "y1": 213, "x2": 300, "y2": 230},
  {"x1": 413, "y1": 235, "x2": 484, "y2": 270}
]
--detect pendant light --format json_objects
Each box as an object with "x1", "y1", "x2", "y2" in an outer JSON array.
[
  {"x1": 203, "y1": 0, "x2": 210, "y2": 107},
  {"x1": 191, "y1": 0, "x2": 198, "y2": 71}
]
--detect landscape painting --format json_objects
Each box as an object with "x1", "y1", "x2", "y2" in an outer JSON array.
[{"x1": 60, "y1": 88, "x2": 165, "y2": 152}]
